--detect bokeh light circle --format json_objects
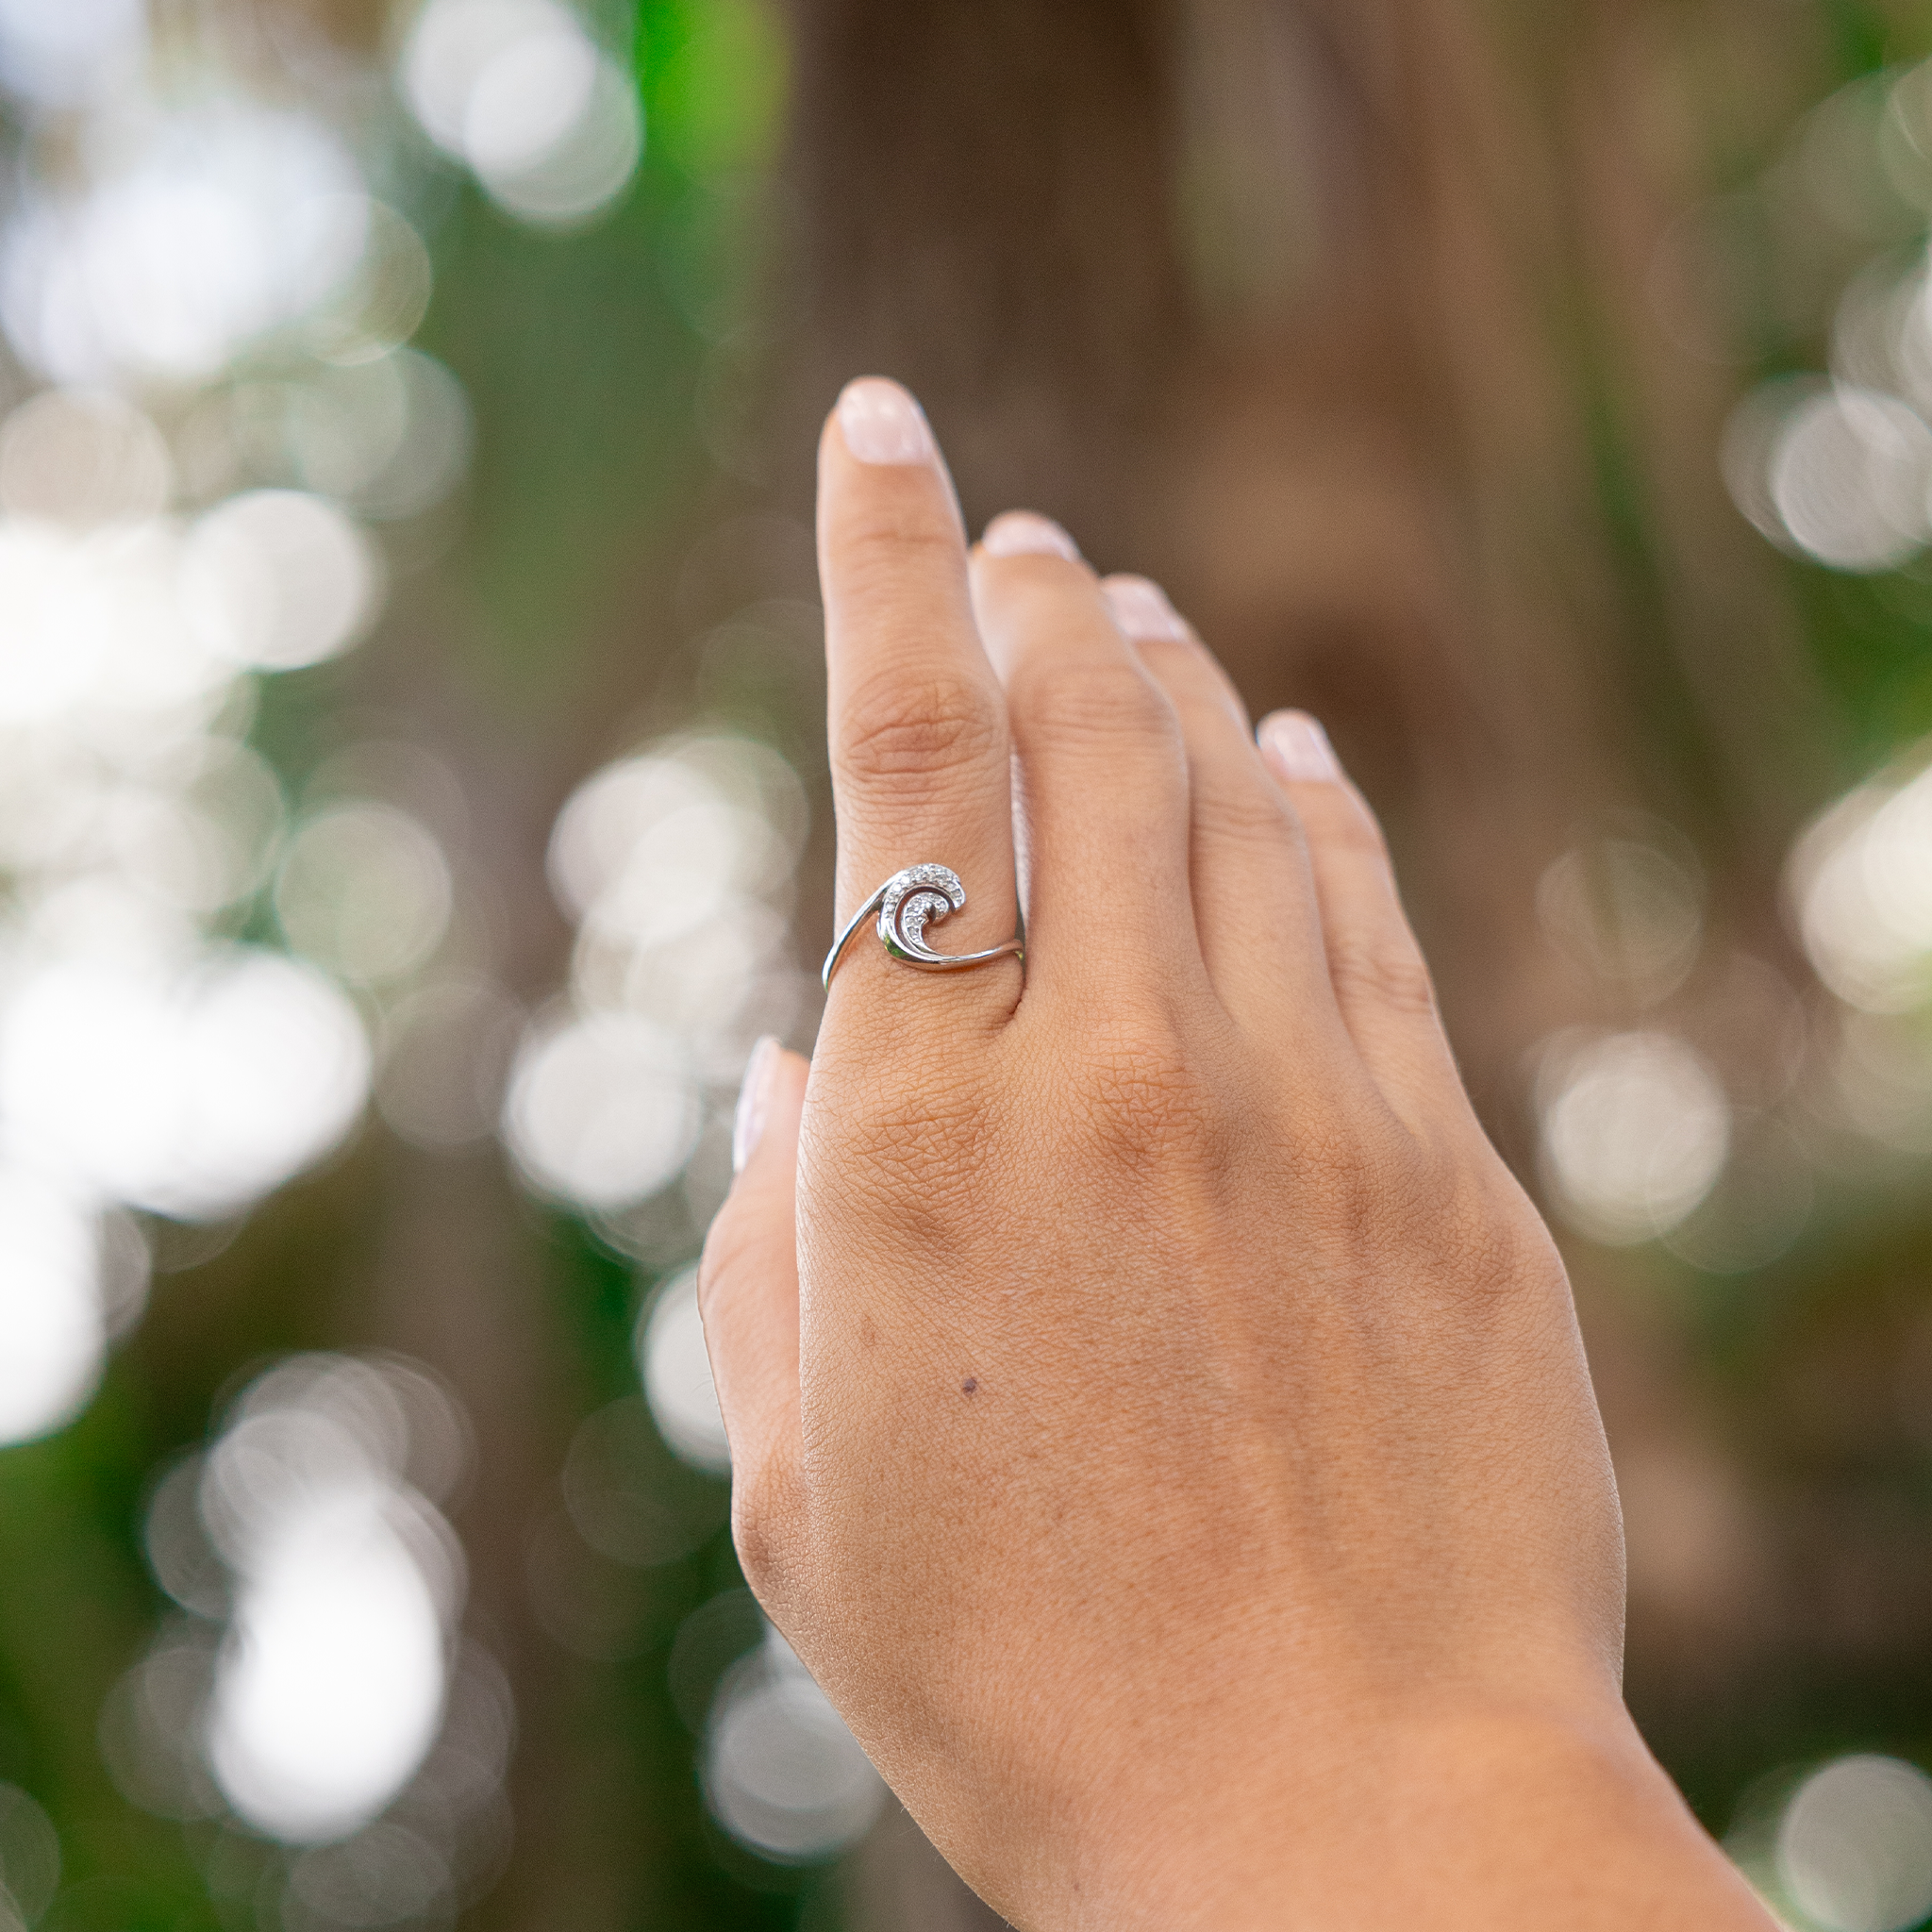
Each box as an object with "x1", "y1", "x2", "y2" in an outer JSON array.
[
  {"x1": 1538, "y1": 1030, "x2": 1731, "y2": 1244},
  {"x1": 400, "y1": 0, "x2": 641, "y2": 227},
  {"x1": 1776, "y1": 1755, "x2": 1932, "y2": 1932},
  {"x1": 183, "y1": 491, "x2": 380, "y2": 673},
  {"x1": 638, "y1": 1267, "x2": 730, "y2": 1474},
  {"x1": 275, "y1": 803, "x2": 453, "y2": 986},
  {"x1": 1769, "y1": 386, "x2": 1932, "y2": 571},
  {"x1": 501, "y1": 1010, "x2": 697, "y2": 1210},
  {"x1": 0, "y1": 946, "x2": 372, "y2": 1221},
  {"x1": 704, "y1": 1636, "x2": 884, "y2": 1863},
  {"x1": 0, "y1": 1168, "x2": 105, "y2": 1446}
]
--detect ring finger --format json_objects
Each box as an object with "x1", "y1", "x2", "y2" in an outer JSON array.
[{"x1": 1100, "y1": 575, "x2": 1351, "y2": 1048}]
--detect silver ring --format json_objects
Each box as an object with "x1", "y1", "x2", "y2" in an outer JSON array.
[{"x1": 821, "y1": 863, "x2": 1023, "y2": 989}]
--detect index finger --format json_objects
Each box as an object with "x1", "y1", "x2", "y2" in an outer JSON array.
[{"x1": 818, "y1": 378, "x2": 1021, "y2": 1028}]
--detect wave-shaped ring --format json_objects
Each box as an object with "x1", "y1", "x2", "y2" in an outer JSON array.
[{"x1": 821, "y1": 863, "x2": 1024, "y2": 988}]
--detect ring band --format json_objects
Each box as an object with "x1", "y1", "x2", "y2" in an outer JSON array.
[{"x1": 821, "y1": 863, "x2": 1023, "y2": 989}]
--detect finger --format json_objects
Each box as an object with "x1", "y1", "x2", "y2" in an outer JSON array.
[
  {"x1": 969, "y1": 515, "x2": 1200, "y2": 1004},
  {"x1": 819, "y1": 380, "x2": 1019, "y2": 1025},
  {"x1": 1100, "y1": 575, "x2": 1349, "y2": 1041},
  {"x1": 1100, "y1": 575, "x2": 1249, "y2": 730},
  {"x1": 1257, "y1": 712, "x2": 1472, "y2": 1131},
  {"x1": 698, "y1": 1039, "x2": 808, "y2": 1500}
]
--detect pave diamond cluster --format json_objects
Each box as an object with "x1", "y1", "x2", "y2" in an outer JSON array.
[
  {"x1": 821, "y1": 862, "x2": 1024, "y2": 988},
  {"x1": 878, "y1": 863, "x2": 967, "y2": 962}
]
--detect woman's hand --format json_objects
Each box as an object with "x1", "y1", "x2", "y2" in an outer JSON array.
[{"x1": 699, "y1": 378, "x2": 1774, "y2": 1931}]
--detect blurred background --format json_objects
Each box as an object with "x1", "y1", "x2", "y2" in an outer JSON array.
[{"x1": 4, "y1": 0, "x2": 1932, "y2": 1928}]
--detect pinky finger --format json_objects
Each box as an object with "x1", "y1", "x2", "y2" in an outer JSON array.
[{"x1": 1257, "y1": 712, "x2": 1472, "y2": 1138}]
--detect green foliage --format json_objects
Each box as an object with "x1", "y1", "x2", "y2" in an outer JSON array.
[{"x1": 638, "y1": 0, "x2": 791, "y2": 180}]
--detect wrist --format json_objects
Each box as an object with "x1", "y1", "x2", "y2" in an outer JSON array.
[{"x1": 1054, "y1": 1701, "x2": 1774, "y2": 1932}]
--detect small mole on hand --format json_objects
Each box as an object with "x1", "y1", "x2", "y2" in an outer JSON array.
[{"x1": 961, "y1": 1378, "x2": 977, "y2": 1395}]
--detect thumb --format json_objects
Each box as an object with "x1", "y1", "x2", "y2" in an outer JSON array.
[{"x1": 698, "y1": 1037, "x2": 807, "y2": 1493}]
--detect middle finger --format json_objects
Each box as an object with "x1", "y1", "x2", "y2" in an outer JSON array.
[{"x1": 969, "y1": 513, "x2": 1204, "y2": 1012}]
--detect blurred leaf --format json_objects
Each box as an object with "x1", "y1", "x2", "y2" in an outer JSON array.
[{"x1": 639, "y1": 0, "x2": 790, "y2": 178}]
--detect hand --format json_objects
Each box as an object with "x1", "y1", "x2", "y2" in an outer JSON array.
[{"x1": 699, "y1": 378, "x2": 1775, "y2": 1931}]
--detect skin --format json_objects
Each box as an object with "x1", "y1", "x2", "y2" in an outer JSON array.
[{"x1": 698, "y1": 380, "x2": 1779, "y2": 1932}]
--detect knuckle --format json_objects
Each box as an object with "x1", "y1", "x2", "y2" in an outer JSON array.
[
  {"x1": 1292, "y1": 1124, "x2": 1386, "y2": 1251},
  {"x1": 839, "y1": 517, "x2": 962, "y2": 586},
  {"x1": 1066, "y1": 1008, "x2": 1222, "y2": 1170},
  {"x1": 1016, "y1": 658, "x2": 1174, "y2": 752},
  {"x1": 1376, "y1": 1138, "x2": 1558, "y2": 1307},
  {"x1": 838, "y1": 668, "x2": 1004, "y2": 791},
  {"x1": 1327, "y1": 932, "x2": 1439, "y2": 1021},
  {"x1": 827, "y1": 1069, "x2": 994, "y2": 1231},
  {"x1": 1280, "y1": 1101, "x2": 1561, "y2": 1309},
  {"x1": 1193, "y1": 777, "x2": 1294, "y2": 851},
  {"x1": 1448, "y1": 1175, "x2": 1564, "y2": 1302},
  {"x1": 730, "y1": 1456, "x2": 805, "y2": 1601}
]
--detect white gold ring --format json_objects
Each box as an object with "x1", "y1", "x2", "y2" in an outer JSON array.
[{"x1": 821, "y1": 863, "x2": 1023, "y2": 989}]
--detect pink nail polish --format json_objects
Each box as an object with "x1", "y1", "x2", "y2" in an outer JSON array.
[
  {"x1": 732, "y1": 1036, "x2": 780, "y2": 1174},
  {"x1": 981, "y1": 510, "x2": 1081, "y2": 559},
  {"x1": 837, "y1": 378, "x2": 935, "y2": 465},
  {"x1": 1259, "y1": 711, "x2": 1341, "y2": 783},
  {"x1": 1102, "y1": 575, "x2": 1189, "y2": 642}
]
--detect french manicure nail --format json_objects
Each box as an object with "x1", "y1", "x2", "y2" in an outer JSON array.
[
  {"x1": 1259, "y1": 711, "x2": 1341, "y2": 783},
  {"x1": 733, "y1": 1036, "x2": 780, "y2": 1174},
  {"x1": 1102, "y1": 575, "x2": 1189, "y2": 642},
  {"x1": 981, "y1": 510, "x2": 1081, "y2": 560},
  {"x1": 837, "y1": 377, "x2": 935, "y2": 465}
]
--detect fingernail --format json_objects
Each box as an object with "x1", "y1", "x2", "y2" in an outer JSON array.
[
  {"x1": 1102, "y1": 575, "x2": 1189, "y2": 642},
  {"x1": 981, "y1": 510, "x2": 1081, "y2": 560},
  {"x1": 733, "y1": 1036, "x2": 780, "y2": 1174},
  {"x1": 837, "y1": 377, "x2": 935, "y2": 465},
  {"x1": 1258, "y1": 711, "x2": 1341, "y2": 783}
]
